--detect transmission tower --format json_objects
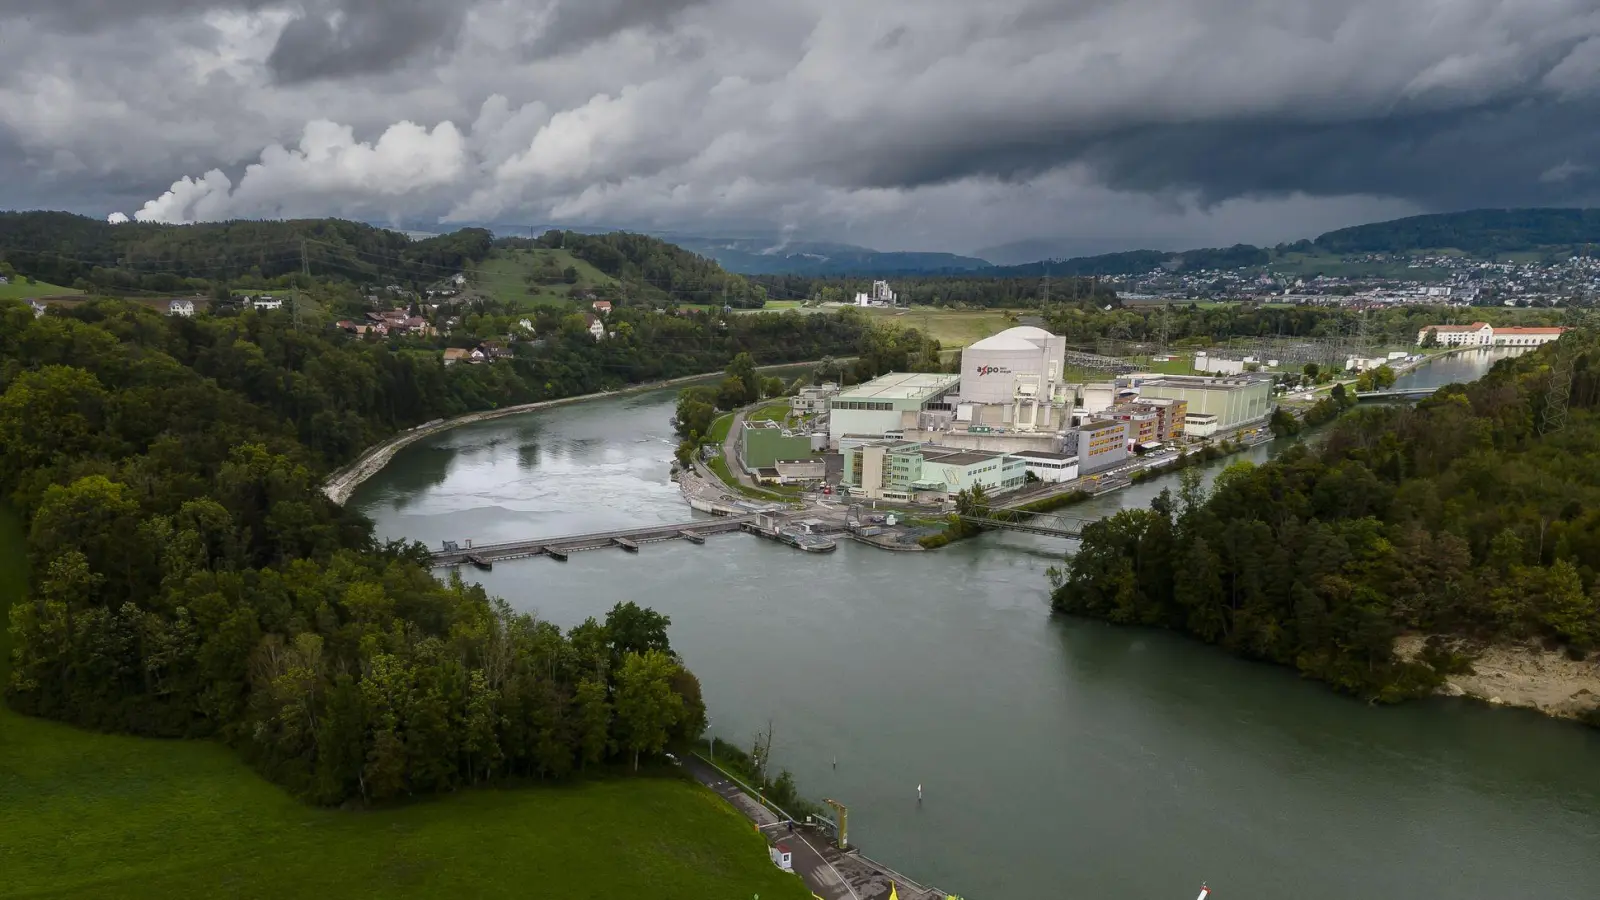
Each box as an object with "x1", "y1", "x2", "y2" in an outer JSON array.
[{"x1": 1156, "y1": 305, "x2": 1171, "y2": 354}]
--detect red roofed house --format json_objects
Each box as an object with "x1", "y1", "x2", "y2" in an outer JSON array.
[
  {"x1": 1492, "y1": 326, "x2": 1566, "y2": 348},
  {"x1": 1416, "y1": 322, "x2": 1492, "y2": 347},
  {"x1": 592, "y1": 300, "x2": 612, "y2": 315}
]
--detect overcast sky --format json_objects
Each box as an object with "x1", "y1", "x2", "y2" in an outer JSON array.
[{"x1": 4, "y1": 0, "x2": 1600, "y2": 259}]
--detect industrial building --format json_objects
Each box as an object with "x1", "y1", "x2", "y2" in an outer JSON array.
[
  {"x1": 841, "y1": 440, "x2": 1026, "y2": 501},
  {"x1": 1012, "y1": 450, "x2": 1080, "y2": 483},
  {"x1": 740, "y1": 421, "x2": 816, "y2": 473},
  {"x1": 828, "y1": 372, "x2": 960, "y2": 449},
  {"x1": 1065, "y1": 420, "x2": 1129, "y2": 475},
  {"x1": 898, "y1": 326, "x2": 1081, "y2": 454},
  {"x1": 1135, "y1": 375, "x2": 1273, "y2": 431},
  {"x1": 790, "y1": 382, "x2": 839, "y2": 415},
  {"x1": 1492, "y1": 326, "x2": 1566, "y2": 347},
  {"x1": 1184, "y1": 413, "x2": 1219, "y2": 438}
]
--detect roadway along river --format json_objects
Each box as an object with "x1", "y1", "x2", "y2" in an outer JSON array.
[{"x1": 352, "y1": 349, "x2": 1600, "y2": 900}]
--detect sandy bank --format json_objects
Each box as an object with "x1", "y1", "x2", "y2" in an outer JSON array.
[
  {"x1": 322, "y1": 360, "x2": 844, "y2": 506},
  {"x1": 1396, "y1": 635, "x2": 1600, "y2": 722}
]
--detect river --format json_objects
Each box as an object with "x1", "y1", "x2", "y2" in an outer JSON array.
[{"x1": 351, "y1": 348, "x2": 1600, "y2": 900}]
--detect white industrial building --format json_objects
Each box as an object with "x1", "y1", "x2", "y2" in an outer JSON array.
[
  {"x1": 1416, "y1": 322, "x2": 1566, "y2": 348},
  {"x1": 1136, "y1": 375, "x2": 1274, "y2": 431},
  {"x1": 853, "y1": 280, "x2": 898, "y2": 307},
  {"x1": 1012, "y1": 450, "x2": 1080, "y2": 483},
  {"x1": 828, "y1": 372, "x2": 960, "y2": 449}
]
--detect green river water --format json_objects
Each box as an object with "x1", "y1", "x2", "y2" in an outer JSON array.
[{"x1": 352, "y1": 350, "x2": 1600, "y2": 900}]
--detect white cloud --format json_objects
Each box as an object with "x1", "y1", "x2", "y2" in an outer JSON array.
[
  {"x1": 133, "y1": 119, "x2": 469, "y2": 223},
  {"x1": 106, "y1": 211, "x2": 130, "y2": 224}
]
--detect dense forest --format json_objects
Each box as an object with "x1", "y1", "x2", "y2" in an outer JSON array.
[
  {"x1": 1051, "y1": 333, "x2": 1600, "y2": 713},
  {"x1": 0, "y1": 212, "x2": 494, "y2": 295},
  {"x1": 0, "y1": 296, "x2": 863, "y2": 803}
]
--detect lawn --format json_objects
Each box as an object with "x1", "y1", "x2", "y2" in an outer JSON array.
[
  {"x1": 0, "y1": 280, "x2": 81, "y2": 301},
  {"x1": 863, "y1": 307, "x2": 1017, "y2": 348},
  {"x1": 468, "y1": 248, "x2": 616, "y2": 310},
  {"x1": 747, "y1": 402, "x2": 793, "y2": 425},
  {"x1": 0, "y1": 506, "x2": 806, "y2": 900},
  {"x1": 707, "y1": 412, "x2": 735, "y2": 444}
]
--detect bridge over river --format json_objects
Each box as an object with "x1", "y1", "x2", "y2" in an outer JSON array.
[
  {"x1": 430, "y1": 515, "x2": 759, "y2": 567},
  {"x1": 1355, "y1": 386, "x2": 1441, "y2": 401}
]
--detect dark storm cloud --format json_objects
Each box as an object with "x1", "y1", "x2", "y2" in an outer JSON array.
[
  {"x1": 8, "y1": 0, "x2": 1600, "y2": 252},
  {"x1": 265, "y1": 0, "x2": 475, "y2": 83},
  {"x1": 0, "y1": 0, "x2": 275, "y2": 27},
  {"x1": 524, "y1": 0, "x2": 706, "y2": 58}
]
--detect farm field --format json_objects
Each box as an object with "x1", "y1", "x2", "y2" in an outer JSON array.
[
  {"x1": 468, "y1": 248, "x2": 616, "y2": 309},
  {"x1": 864, "y1": 307, "x2": 1017, "y2": 347},
  {"x1": 0, "y1": 280, "x2": 81, "y2": 300}
]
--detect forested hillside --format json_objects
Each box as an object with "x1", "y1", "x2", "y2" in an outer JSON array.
[
  {"x1": 0, "y1": 212, "x2": 493, "y2": 295},
  {"x1": 1313, "y1": 208, "x2": 1600, "y2": 256},
  {"x1": 1051, "y1": 334, "x2": 1600, "y2": 714},
  {"x1": 505, "y1": 230, "x2": 772, "y2": 308},
  {"x1": 0, "y1": 297, "x2": 862, "y2": 803}
]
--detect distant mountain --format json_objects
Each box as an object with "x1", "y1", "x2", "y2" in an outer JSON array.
[
  {"x1": 665, "y1": 236, "x2": 991, "y2": 275},
  {"x1": 1310, "y1": 208, "x2": 1600, "y2": 256},
  {"x1": 988, "y1": 208, "x2": 1600, "y2": 276}
]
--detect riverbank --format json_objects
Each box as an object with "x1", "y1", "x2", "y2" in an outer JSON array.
[
  {"x1": 1396, "y1": 636, "x2": 1600, "y2": 722},
  {"x1": 323, "y1": 361, "x2": 837, "y2": 505}
]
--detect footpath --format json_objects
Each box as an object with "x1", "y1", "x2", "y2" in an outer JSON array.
[{"x1": 683, "y1": 755, "x2": 952, "y2": 900}]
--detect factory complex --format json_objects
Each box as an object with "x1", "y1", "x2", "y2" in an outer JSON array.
[{"x1": 819, "y1": 326, "x2": 1277, "y2": 495}]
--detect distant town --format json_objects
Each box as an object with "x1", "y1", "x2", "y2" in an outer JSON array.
[{"x1": 1114, "y1": 252, "x2": 1600, "y2": 308}]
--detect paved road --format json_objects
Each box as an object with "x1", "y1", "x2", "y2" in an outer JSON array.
[
  {"x1": 718, "y1": 403, "x2": 765, "y2": 491},
  {"x1": 683, "y1": 755, "x2": 862, "y2": 900}
]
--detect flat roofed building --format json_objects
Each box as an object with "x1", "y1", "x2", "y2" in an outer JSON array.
[
  {"x1": 1185, "y1": 412, "x2": 1220, "y2": 437},
  {"x1": 1011, "y1": 450, "x2": 1080, "y2": 483},
  {"x1": 828, "y1": 372, "x2": 959, "y2": 448},
  {"x1": 740, "y1": 420, "x2": 815, "y2": 472},
  {"x1": 1137, "y1": 375, "x2": 1273, "y2": 431},
  {"x1": 1066, "y1": 419, "x2": 1129, "y2": 474}
]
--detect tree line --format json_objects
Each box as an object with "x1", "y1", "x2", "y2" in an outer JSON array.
[
  {"x1": 0, "y1": 296, "x2": 868, "y2": 803},
  {"x1": 0, "y1": 212, "x2": 495, "y2": 296},
  {"x1": 1050, "y1": 335, "x2": 1600, "y2": 713}
]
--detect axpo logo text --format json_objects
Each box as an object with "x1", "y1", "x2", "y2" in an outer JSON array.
[{"x1": 976, "y1": 365, "x2": 1011, "y2": 376}]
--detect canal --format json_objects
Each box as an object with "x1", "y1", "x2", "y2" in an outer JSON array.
[{"x1": 351, "y1": 349, "x2": 1600, "y2": 900}]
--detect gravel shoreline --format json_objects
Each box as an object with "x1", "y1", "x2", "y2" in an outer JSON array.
[{"x1": 1396, "y1": 635, "x2": 1600, "y2": 722}]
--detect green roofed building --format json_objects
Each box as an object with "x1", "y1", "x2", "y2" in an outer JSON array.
[{"x1": 739, "y1": 420, "x2": 816, "y2": 473}]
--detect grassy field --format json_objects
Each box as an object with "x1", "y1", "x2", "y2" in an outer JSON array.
[
  {"x1": 707, "y1": 412, "x2": 735, "y2": 444},
  {"x1": 0, "y1": 281, "x2": 81, "y2": 301},
  {"x1": 0, "y1": 506, "x2": 806, "y2": 900},
  {"x1": 864, "y1": 307, "x2": 1017, "y2": 348},
  {"x1": 468, "y1": 249, "x2": 616, "y2": 310}
]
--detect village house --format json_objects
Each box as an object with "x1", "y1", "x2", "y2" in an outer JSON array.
[
  {"x1": 592, "y1": 299, "x2": 613, "y2": 315},
  {"x1": 252, "y1": 296, "x2": 283, "y2": 311},
  {"x1": 167, "y1": 298, "x2": 196, "y2": 317},
  {"x1": 584, "y1": 314, "x2": 606, "y2": 340},
  {"x1": 442, "y1": 348, "x2": 471, "y2": 366},
  {"x1": 477, "y1": 340, "x2": 514, "y2": 360}
]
